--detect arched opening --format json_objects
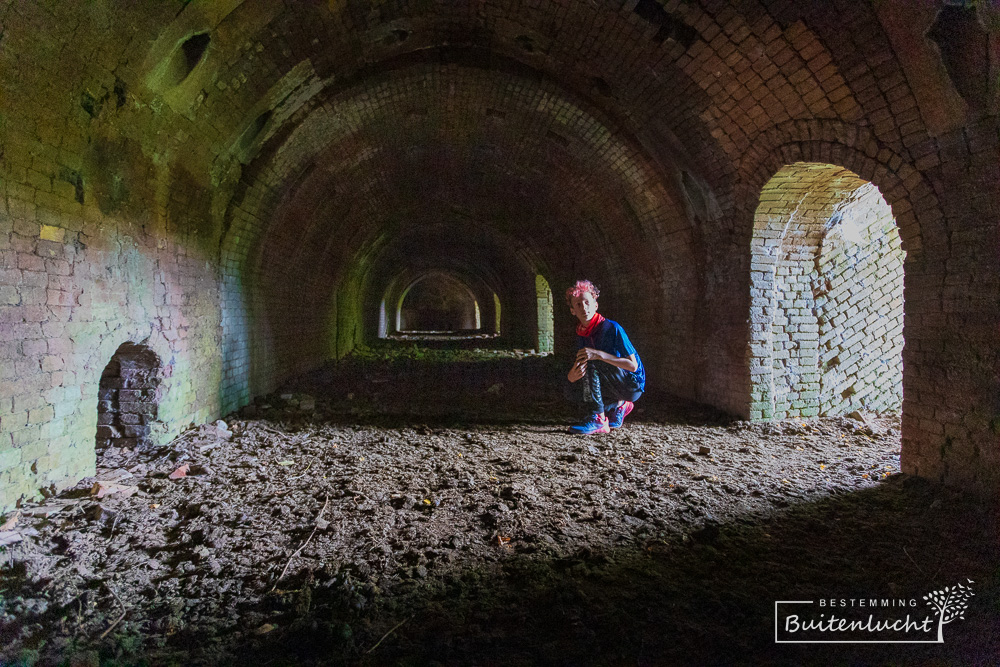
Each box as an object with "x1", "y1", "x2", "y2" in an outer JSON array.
[
  {"x1": 96, "y1": 342, "x2": 162, "y2": 450},
  {"x1": 378, "y1": 298, "x2": 389, "y2": 339},
  {"x1": 749, "y1": 163, "x2": 904, "y2": 420},
  {"x1": 535, "y1": 274, "x2": 554, "y2": 354},
  {"x1": 397, "y1": 272, "x2": 480, "y2": 333},
  {"x1": 493, "y1": 292, "x2": 502, "y2": 335},
  {"x1": 152, "y1": 32, "x2": 211, "y2": 91}
]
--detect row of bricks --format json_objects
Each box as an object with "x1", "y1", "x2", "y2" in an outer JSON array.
[
  {"x1": 96, "y1": 424, "x2": 152, "y2": 439},
  {"x1": 97, "y1": 411, "x2": 155, "y2": 425}
]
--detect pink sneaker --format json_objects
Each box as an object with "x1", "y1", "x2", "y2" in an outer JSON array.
[
  {"x1": 569, "y1": 412, "x2": 610, "y2": 434},
  {"x1": 607, "y1": 401, "x2": 634, "y2": 428}
]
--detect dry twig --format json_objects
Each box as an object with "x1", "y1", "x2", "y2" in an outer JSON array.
[
  {"x1": 270, "y1": 494, "x2": 329, "y2": 592},
  {"x1": 903, "y1": 546, "x2": 924, "y2": 576},
  {"x1": 98, "y1": 585, "x2": 127, "y2": 641},
  {"x1": 258, "y1": 424, "x2": 290, "y2": 439},
  {"x1": 366, "y1": 615, "x2": 412, "y2": 654},
  {"x1": 108, "y1": 513, "x2": 121, "y2": 541},
  {"x1": 168, "y1": 429, "x2": 199, "y2": 447},
  {"x1": 288, "y1": 457, "x2": 319, "y2": 480}
]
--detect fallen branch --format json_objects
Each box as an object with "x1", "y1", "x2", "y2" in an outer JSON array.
[
  {"x1": 366, "y1": 615, "x2": 411, "y2": 654},
  {"x1": 108, "y1": 513, "x2": 122, "y2": 542},
  {"x1": 270, "y1": 494, "x2": 329, "y2": 592},
  {"x1": 168, "y1": 429, "x2": 199, "y2": 447},
  {"x1": 287, "y1": 458, "x2": 318, "y2": 480},
  {"x1": 98, "y1": 585, "x2": 127, "y2": 641}
]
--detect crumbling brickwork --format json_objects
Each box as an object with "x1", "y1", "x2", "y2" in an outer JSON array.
[
  {"x1": 816, "y1": 184, "x2": 904, "y2": 416},
  {"x1": 96, "y1": 343, "x2": 163, "y2": 450},
  {"x1": 535, "y1": 275, "x2": 555, "y2": 355}
]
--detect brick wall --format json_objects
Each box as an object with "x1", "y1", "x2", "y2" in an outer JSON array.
[
  {"x1": 96, "y1": 343, "x2": 163, "y2": 450},
  {"x1": 816, "y1": 183, "x2": 904, "y2": 415},
  {"x1": 0, "y1": 2, "x2": 224, "y2": 511}
]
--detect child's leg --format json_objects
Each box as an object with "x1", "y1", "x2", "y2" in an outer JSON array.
[{"x1": 591, "y1": 363, "x2": 643, "y2": 412}]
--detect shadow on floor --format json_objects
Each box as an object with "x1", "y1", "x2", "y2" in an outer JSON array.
[
  {"x1": 282, "y1": 357, "x2": 732, "y2": 429},
  {"x1": 153, "y1": 475, "x2": 997, "y2": 666}
]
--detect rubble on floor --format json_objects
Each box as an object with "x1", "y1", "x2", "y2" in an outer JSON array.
[{"x1": 0, "y1": 369, "x2": 994, "y2": 665}]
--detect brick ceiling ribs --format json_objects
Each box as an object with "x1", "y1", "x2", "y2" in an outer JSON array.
[{"x1": 138, "y1": 0, "x2": 930, "y2": 305}]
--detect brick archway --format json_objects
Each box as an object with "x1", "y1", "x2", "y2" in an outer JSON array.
[{"x1": 749, "y1": 162, "x2": 904, "y2": 420}]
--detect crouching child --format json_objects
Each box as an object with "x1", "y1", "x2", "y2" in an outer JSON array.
[{"x1": 564, "y1": 280, "x2": 645, "y2": 434}]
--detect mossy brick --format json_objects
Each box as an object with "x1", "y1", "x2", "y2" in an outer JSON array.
[
  {"x1": 119, "y1": 389, "x2": 152, "y2": 400},
  {"x1": 0, "y1": 286, "x2": 19, "y2": 305},
  {"x1": 40, "y1": 416, "x2": 68, "y2": 437},
  {"x1": 41, "y1": 355, "x2": 64, "y2": 372},
  {"x1": 121, "y1": 425, "x2": 151, "y2": 438},
  {"x1": 12, "y1": 392, "x2": 47, "y2": 413},
  {"x1": 118, "y1": 401, "x2": 157, "y2": 415},
  {"x1": 16, "y1": 439, "x2": 47, "y2": 461}
]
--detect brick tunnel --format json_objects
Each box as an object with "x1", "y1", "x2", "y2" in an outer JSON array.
[{"x1": 0, "y1": 1, "x2": 998, "y2": 664}]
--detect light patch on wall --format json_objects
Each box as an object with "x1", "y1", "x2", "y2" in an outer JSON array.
[
  {"x1": 39, "y1": 225, "x2": 66, "y2": 243},
  {"x1": 828, "y1": 210, "x2": 863, "y2": 245}
]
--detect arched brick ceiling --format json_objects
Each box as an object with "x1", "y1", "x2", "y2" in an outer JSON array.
[
  {"x1": 0, "y1": 1, "x2": 936, "y2": 246},
  {"x1": 359, "y1": 224, "x2": 536, "y2": 343},
  {"x1": 147, "y1": 0, "x2": 920, "y2": 203},
  {"x1": 226, "y1": 57, "x2": 689, "y2": 274}
]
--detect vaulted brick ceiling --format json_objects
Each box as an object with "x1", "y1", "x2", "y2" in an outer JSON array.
[
  {"x1": 166, "y1": 0, "x2": 925, "y2": 384},
  {"x1": 113, "y1": 0, "x2": 927, "y2": 311}
]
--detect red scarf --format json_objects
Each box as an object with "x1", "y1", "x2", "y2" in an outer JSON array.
[{"x1": 576, "y1": 312, "x2": 605, "y2": 337}]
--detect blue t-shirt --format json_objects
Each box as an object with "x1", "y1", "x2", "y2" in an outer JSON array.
[{"x1": 576, "y1": 319, "x2": 645, "y2": 391}]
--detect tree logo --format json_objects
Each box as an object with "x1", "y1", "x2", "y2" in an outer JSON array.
[
  {"x1": 775, "y1": 579, "x2": 975, "y2": 643},
  {"x1": 924, "y1": 579, "x2": 975, "y2": 643}
]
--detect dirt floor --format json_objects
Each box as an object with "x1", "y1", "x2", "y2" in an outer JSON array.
[{"x1": 1, "y1": 352, "x2": 997, "y2": 666}]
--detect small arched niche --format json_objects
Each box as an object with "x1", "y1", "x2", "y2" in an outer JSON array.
[
  {"x1": 157, "y1": 32, "x2": 211, "y2": 90},
  {"x1": 749, "y1": 163, "x2": 905, "y2": 420},
  {"x1": 397, "y1": 272, "x2": 481, "y2": 333},
  {"x1": 96, "y1": 342, "x2": 163, "y2": 450}
]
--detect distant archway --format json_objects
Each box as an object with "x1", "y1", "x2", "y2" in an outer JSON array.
[
  {"x1": 749, "y1": 163, "x2": 904, "y2": 420},
  {"x1": 96, "y1": 342, "x2": 162, "y2": 450},
  {"x1": 397, "y1": 272, "x2": 481, "y2": 333}
]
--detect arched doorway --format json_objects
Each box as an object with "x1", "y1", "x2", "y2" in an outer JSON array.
[
  {"x1": 749, "y1": 163, "x2": 904, "y2": 420},
  {"x1": 535, "y1": 274, "x2": 554, "y2": 354}
]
